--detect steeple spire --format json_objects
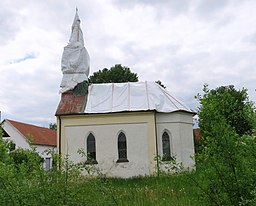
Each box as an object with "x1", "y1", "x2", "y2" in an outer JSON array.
[
  {"x1": 69, "y1": 7, "x2": 84, "y2": 45},
  {"x1": 60, "y1": 9, "x2": 90, "y2": 94}
]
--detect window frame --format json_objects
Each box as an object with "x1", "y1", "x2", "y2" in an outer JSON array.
[
  {"x1": 86, "y1": 133, "x2": 98, "y2": 164},
  {"x1": 161, "y1": 130, "x2": 173, "y2": 161},
  {"x1": 45, "y1": 157, "x2": 51, "y2": 171},
  {"x1": 116, "y1": 131, "x2": 129, "y2": 163}
]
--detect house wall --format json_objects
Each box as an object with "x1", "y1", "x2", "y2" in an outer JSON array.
[
  {"x1": 35, "y1": 145, "x2": 56, "y2": 170},
  {"x1": 156, "y1": 112, "x2": 195, "y2": 170},
  {"x1": 2, "y1": 121, "x2": 55, "y2": 170},
  {"x1": 58, "y1": 112, "x2": 157, "y2": 178},
  {"x1": 2, "y1": 121, "x2": 31, "y2": 149}
]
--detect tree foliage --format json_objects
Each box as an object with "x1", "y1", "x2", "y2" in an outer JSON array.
[
  {"x1": 89, "y1": 64, "x2": 138, "y2": 83},
  {"x1": 197, "y1": 84, "x2": 255, "y2": 137},
  {"x1": 155, "y1": 80, "x2": 166, "y2": 89},
  {"x1": 0, "y1": 129, "x2": 11, "y2": 164},
  {"x1": 9, "y1": 148, "x2": 43, "y2": 170},
  {"x1": 49, "y1": 123, "x2": 57, "y2": 130},
  {"x1": 195, "y1": 84, "x2": 256, "y2": 205}
]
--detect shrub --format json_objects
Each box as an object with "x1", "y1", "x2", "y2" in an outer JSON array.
[{"x1": 195, "y1": 84, "x2": 256, "y2": 205}]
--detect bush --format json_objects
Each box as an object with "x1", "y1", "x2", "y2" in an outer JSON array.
[{"x1": 195, "y1": 84, "x2": 256, "y2": 205}]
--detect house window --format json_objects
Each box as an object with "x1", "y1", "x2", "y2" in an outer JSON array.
[
  {"x1": 162, "y1": 131, "x2": 172, "y2": 161},
  {"x1": 86, "y1": 133, "x2": 98, "y2": 164},
  {"x1": 117, "y1": 132, "x2": 129, "y2": 163},
  {"x1": 45, "y1": 157, "x2": 51, "y2": 171}
]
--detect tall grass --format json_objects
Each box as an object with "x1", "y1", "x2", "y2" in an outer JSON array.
[
  {"x1": 0, "y1": 132, "x2": 204, "y2": 205},
  {"x1": 93, "y1": 174, "x2": 204, "y2": 206},
  {"x1": 0, "y1": 165, "x2": 204, "y2": 205}
]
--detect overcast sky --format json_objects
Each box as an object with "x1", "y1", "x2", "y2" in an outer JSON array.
[{"x1": 1, "y1": 0, "x2": 256, "y2": 127}]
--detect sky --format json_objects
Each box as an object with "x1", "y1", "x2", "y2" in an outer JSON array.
[{"x1": 1, "y1": 0, "x2": 256, "y2": 127}]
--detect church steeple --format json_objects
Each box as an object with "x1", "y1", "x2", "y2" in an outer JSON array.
[
  {"x1": 69, "y1": 8, "x2": 84, "y2": 46},
  {"x1": 60, "y1": 9, "x2": 90, "y2": 94}
]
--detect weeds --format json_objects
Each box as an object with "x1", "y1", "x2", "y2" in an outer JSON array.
[{"x1": 0, "y1": 150, "x2": 203, "y2": 205}]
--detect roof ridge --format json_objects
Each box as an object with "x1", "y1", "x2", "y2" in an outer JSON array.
[{"x1": 6, "y1": 119, "x2": 50, "y2": 130}]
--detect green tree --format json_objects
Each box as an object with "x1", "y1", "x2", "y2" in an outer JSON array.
[
  {"x1": 0, "y1": 129, "x2": 11, "y2": 163},
  {"x1": 49, "y1": 123, "x2": 57, "y2": 130},
  {"x1": 9, "y1": 148, "x2": 43, "y2": 170},
  {"x1": 89, "y1": 64, "x2": 138, "y2": 83},
  {"x1": 155, "y1": 80, "x2": 166, "y2": 89},
  {"x1": 197, "y1": 84, "x2": 255, "y2": 137},
  {"x1": 195, "y1": 84, "x2": 256, "y2": 205}
]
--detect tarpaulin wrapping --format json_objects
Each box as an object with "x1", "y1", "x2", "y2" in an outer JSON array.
[{"x1": 84, "y1": 82, "x2": 193, "y2": 114}]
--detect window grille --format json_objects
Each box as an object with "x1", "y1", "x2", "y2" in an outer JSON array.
[
  {"x1": 162, "y1": 131, "x2": 172, "y2": 161},
  {"x1": 86, "y1": 133, "x2": 97, "y2": 164},
  {"x1": 117, "y1": 132, "x2": 129, "y2": 162},
  {"x1": 45, "y1": 157, "x2": 51, "y2": 171}
]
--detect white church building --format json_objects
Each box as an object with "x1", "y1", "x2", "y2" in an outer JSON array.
[{"x1": 56, "y1": 10, "x2": 195, "y2": 178}]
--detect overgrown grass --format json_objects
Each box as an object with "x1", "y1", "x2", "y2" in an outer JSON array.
[
  {"x1": 94, "y1": 174, "x2": 204, "y2": 206},
  {"x1": 53, "y1": 173, "x2": 204, "y2": 206},
  {"x1": 0, "y1": 132, "x2": 204, "y2": 205},
  {"x1": 0, "y1": 167, "x2": 204, "y2": 205}
]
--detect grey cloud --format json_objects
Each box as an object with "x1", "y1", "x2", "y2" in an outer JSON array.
[
  {"x1": 213, "y1": 14, "x2": 235, "y2": 28},
  {"x1": 112, "y1": 0, "x2": 191, "y2": 16},
  {"x1": 0, "y1": 8, "x2": 21, "y2": 45},
  {"x1": 196, "y1": 0, "x2": 229, "y2": 14},
  {"x1": 243, "y1": 33, "x2": 256, "y2": 45},
  {"x1": 1, "y1": 0, "x2": 256, "y2": 127},
  {"x1": 1, "y1": 64, "x2": 60, "y2": 126}
]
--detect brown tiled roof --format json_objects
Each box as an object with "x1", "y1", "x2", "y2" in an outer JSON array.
[
  {"x1": 6, "y1": 119, "x2": 56, "y2": 146},
  {"x1": 193, "y1": 128, "x2": 201, "y2": 141},
  {"x1": 55, "y1": 91, "x2": 87, "y2": 115}
]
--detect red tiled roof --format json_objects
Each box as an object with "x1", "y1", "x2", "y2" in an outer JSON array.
[
  {"x1": 55, "y1": 91, "x2": 87, "y2": 115},
  {"x1": 6, "y1": 119, "x2": 57, "y2": 146}
]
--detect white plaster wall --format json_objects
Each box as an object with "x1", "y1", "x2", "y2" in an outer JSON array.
[
  {"x1": 35, "y1": 145, "x2": 56, "y2": 157},
  {"x1": 65, "y1": 123, "x2": 150, "y2": 178},
  {"x1": 2, "y1": 121, "x2": 31, "y2": 149},
  {"x1": 2, "y1": 121, "x2": 56, "y2": 170},
  {"x1": 156, "y1": 112, "x2": 195, "y2": 170},
  {"x1": 179, "y1": 123, "x2": 195, "y2": 168},
  {"x1": 35, "y1": 145, "x2": 56, "y2": 170}
]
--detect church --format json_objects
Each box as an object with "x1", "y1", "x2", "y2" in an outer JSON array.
[{"x1": 56, "y1": 10, "x2": 195, "y2": 178}]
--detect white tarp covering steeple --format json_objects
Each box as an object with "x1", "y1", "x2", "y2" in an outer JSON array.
[
  {"x1": 60, "y1": 9, "x2": 90, "y2": 93},
  {"x1": 85, "y1": 82, "x2": 194, "y2": 114}
]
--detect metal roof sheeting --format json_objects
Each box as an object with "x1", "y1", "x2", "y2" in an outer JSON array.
[{"x1": 85, "y1": 81, "x2": 194, "y2": 114}]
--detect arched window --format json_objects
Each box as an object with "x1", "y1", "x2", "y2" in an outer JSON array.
[
  {"x1": 86, "y1": 133, "x2": 97, "y2": 164},
  {"x1": 162, "y1": 131, "x2": 172, "y2": 161},
  {"x1": 117, "y1": 132, "x2": 129, "y2": 163}
]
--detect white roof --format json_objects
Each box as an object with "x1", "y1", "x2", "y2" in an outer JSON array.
[{"x1": 84, "y1": 81, "x2": 194, "y2": 114}]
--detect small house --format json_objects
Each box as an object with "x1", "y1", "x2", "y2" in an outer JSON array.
[{"x1": 1, "y1": 119, "x2": 57, "y2": 170}]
